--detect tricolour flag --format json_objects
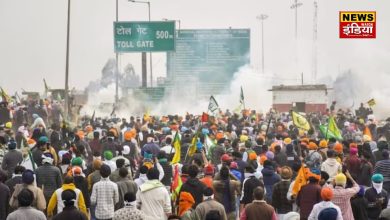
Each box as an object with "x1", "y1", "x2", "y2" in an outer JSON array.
[
  {"x1": 171, "y1": 132, "x2": 181, "y2": 164},
  {"x1": 319, "y1": 116, "x2": 343, "y2": 140},
  {"x1": 292, "y1": 111, "x2": 310, "y2": 131},
  {"x1": 208, "y1": 96, "x2": 219, "y2": 113}
]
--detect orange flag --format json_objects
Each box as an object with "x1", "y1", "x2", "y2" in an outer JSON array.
[{"x1": 364, "y1": 126, "x2": 372, "y2": 140}]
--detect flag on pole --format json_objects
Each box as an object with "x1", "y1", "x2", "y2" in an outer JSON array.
[
  {"x1": 171, "y1": 132, "x2": 181, "y2": 164},
  {"x1": 367, "y1": 98, "x2": 376, "y2": 107},
  {"x1": 0, "y1": 87, "x2": 12, "y2": 103},
  {"x1": 319, "y1": 116, "x2": 343, "y2": 140},
  {"x1": 205, "y1": 134, "x2": 216, "y2": 159},
  {"x1": 291, "y1": 111, "x2": 310, "y2": 131},
  {"x1": 240, "y1": 86, "x2": 245, "y2": 107},
  {"x1": 208, "y1": 96, "x2": 219, "y2": 113},
  {"x1": 171, "y1": 164, "x2": 183, "y2": 202},
  {"x1": 187, "y1": 133, "x2": 199, "y2": 158},
  {"x1": 43, "y1": 79, "x2": 49, "y2": 92},
  {"x1": 363, "y1": 126, "x2": 372, "y2": 140}
]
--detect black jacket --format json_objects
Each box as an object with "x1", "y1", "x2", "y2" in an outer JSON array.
[
  {"x1": 240, "y1": 175, "x2": 264, "y2": 205},
  {"x1": 365, "y1": 187, "x2": 388, "y2": 219},
  {"x1": 179, "y1": 177, "x2": 207, "y2": 208},
  {"x1": 351, "y1": 196, "x2": 368, "y2": 220}
]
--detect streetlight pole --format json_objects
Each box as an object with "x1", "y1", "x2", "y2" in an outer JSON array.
[
  {"x1": 129, "y1": 0, "x2": 152, "y2": 87},
  {"x1": 290, "y1": 0, "x2": 303, "y2": 40},
  {"x1": 115, "y1": 0, "x2": 119, "y2": 104},
  {"x1": 256, "y1": 14, "x2": 268, "y2": 74},
  {"x1": 64, "y1": 0, "x2": 71, "y2": 120}
]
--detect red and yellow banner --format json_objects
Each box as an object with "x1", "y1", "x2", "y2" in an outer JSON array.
[{"x1": 339, "y1": 11, "x2": 376, "y2": 38}]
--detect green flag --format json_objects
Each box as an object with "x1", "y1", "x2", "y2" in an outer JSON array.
[{"x1": 319, "y1": 116, "x2": 342, "y2": 140}]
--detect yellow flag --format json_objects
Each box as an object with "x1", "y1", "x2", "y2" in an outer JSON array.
[
  {"x1": 367, "y1": 98, "x2": 376, "y2": 107},
  {"x1": 171, "y1": 132, "x2": 181, "y2": 164},
  {"x1": 292, "y1": 111, "x2": 310, "y2": 131}
]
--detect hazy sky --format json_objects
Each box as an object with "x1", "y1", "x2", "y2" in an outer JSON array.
[{"x1": 0, "y1": 0, "x2": 389, "y2": 95}]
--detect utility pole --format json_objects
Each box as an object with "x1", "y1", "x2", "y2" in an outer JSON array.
[
  {"x1": 64, "y1": 0, "x2": 71, "y2": 120},
  {"x1": 312, "y1": 1, "x2": 318, "y2": 83},
  {"x1": 256, "y1": 14, "x2": 268, "y2": 74},
  {"x1": 115, "y1": 0, "x2": 119, "y2": 104}
]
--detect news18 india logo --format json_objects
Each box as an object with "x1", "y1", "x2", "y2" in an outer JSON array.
[{"x1": 339, "y1": 11, "x2": 376, "y2": 38}]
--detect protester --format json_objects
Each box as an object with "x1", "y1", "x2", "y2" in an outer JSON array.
[
  {"x1": 1, "y1": 140, "x2": 22, "y2": 178},
  {"x1": 365, "y1": 174, "x2": 389, "y2": 220},
  {"x1": 297, "y1": 171, "x2": 322, "y2": 220},
  {"x1": 91, "y1": 164, "x2": 119, "y2": 220},
  {"x1": 35, "y1": 152, "x2": 62, "y2": 202},
  {"x1": 5, "y1": 165, "x2": 25, "y2": 195},
  {"x1": 272, "y1": 166, "x2": 293, "y2": 219},
  {"x1": 308, "y1": 187, "x2": 342, "y2": 220},
  {"x1": 179, "y1": 164, "x2": 207, "y2": 208},
  {"x1": 114, "y1": 192, "x2": 145, "y2": 220},
  {"x1": 6, "y1": 188, "x2": 46, "y2": 220},
  {"x1": 116, "y1": 167, "x2": 138, "y2": 209},
  {"x1": 136, "y1": 168, "x2": 171, "y2": 220},
  {"x1": 194, "y1": 187, "x2": 227, "y2": 220},
  {"x1": 52, "y1": 189, "x2": 88, "y2": 220},
  {"x1": 0, "y1": 169, "x2": 10, "y2": 220},
  {"x1": 240, "y1": 186, "x2": 277, "y2": 220},
  {"x1": 331, "y1": 172, "x2": 360, "y2": 220}
]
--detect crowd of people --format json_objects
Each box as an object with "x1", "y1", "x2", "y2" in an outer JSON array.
[{"x1": 1, "y1": 98, "x2": 390, "y2": 220}]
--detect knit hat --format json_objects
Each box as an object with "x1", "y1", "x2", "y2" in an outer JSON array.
[
  {"x1": 280, "y1": 166, "x2": 293, "y2": 180},
  {"x1": 104, "y1": 151, "x2": 113, "y2": 160},
  {"x1": 321, "y1": 187, "x2": 334, "y2": 201},
  {"x1": 71, "y1": 157, "x2": 83, "y2": 166},
  {"x1": 265, "y1": 151, "x2": 274, "y2": 160},
  {"x1": 22, "y1": 170, "x2": 35, "y2": 184},
  {"x1": 203, "y1": 164, "x2": 215, "y2": 175},
  {"x1": 8, "y1": 140, "x2": 16, "y2": 150},
  {"x1": 221, "y1": 154, "x2": 232, "y2": 162},
  {"x1": 350, "y1": 147, "x2": 358, "y2": 155},
  {"x1": 335, "y1": 173, "x2": 347, "y2": 186},
  {"x1": 308, "y1": 142, "x2": 318, "y2": 150},
  {"x1": 318, "y1": 207, "x2": 338, "y2": 220},
  {"x1": 319, "y1": 140, "x2": 328, "y2": 148},
  {"x1": 334, "y1": 143, "x2": 343, "y2": 153},
  {"x1": 372, "y1": 174, "x2": 384, "y2": 183}
]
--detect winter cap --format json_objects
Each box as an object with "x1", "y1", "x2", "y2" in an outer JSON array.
[
  {"x1": 22, "y1": 170, "x2": 35, "y2": 184},
  {"x1": 318, "y1": 207, "x2": 338, "y2": 220},
  {"x1": 8, "y1": 140, "x2": 17, "y2": 150},
  {"x1": 103, "y1": 150, "x2": 113, "y2": 160},
  {"x1": 321, "y1": 187, "x2": 334, "y2": 201},
  {"x1": 71, "y1": 157, "x2": 83, "y2": 166},
  {"x1": 372, "y1": 174, "x2": 384, "y2": 183},
  {"x1": 335, "y1": 173, "x2": 347, "y2": 186},
  {"x1": 280, "y1": 166, "x2": 293, "y2": 180}
]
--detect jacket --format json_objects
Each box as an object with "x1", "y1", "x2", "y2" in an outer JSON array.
[
  {"x1": 47, "y1": 183, "x2": 87, "y2": 217},
  {"x1": 213, "y1": 178, "x2": 240, "y2": 214},
  {"x1": 240, "y1": 174, "x2": 264, "y2": 205},
  {"x1": 0, "y1": 183, "x2": 10, "y2": 220},
  {"x1": 297, "y1": 183, "x2": 322, "y2": 219},
  {"x1": 321, "y1": 158, "x2": 342, "y2": 181},
  {"x1": 240, "y1": 200, "x2": 276, "y2": 220},
  {"x1": 261, "y1": 165, "x2": 281, "y2": 203},
  {"x1": 180, "y1": 177, "x2": 207, "y2": 208},
  {"x1": 116, "y1": 177, "x2": 138, "y2": 209},
  {"x1": 358, "y1": 159, "x2": 373, "y2": 187},
  {"x1": 194, "y1": 199, "x2": 227, "y2": 220},
  {"x1": 6, "y1": 207, "x2": 46, "y2": 220},
  {"x1": 10, "y1": 183, "x2": 46, "y2": 211},
  {"x1": 351, "y1": 196, "x2": 368, "y2": 220},
  {"x1": 272, "y1": 180, "x2": 292, "y2": 214},
  {"x1": 1, "y1": 150, "x2": 23, "y2": 178},
  {"x1": 136, "y1": 179, "x2": 171, "y2": 220},
  {"x1": 35, "y1": 163, "x2": 63, "y2": 202}
]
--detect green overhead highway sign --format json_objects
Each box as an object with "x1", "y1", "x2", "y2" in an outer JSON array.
[{"x1": 114, "y1": 21, "x2": 175, "y2": 52}]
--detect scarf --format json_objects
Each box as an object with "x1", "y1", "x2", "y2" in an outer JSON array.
[{"x1": 373, "y1": 181, "x2": 383, "y2": 194}]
